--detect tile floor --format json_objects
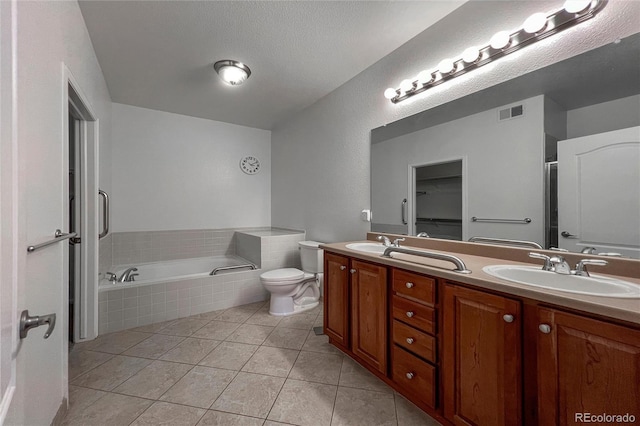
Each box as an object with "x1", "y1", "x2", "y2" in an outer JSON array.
[{"x1": 64, "y1": 301, "x2": 441, "y2": 426}]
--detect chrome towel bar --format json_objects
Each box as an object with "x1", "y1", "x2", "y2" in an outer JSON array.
[
  {"x1": 471, "y1": 216, "x2": 531, "y2": 224},
  {"x1": 469, "y1": 236, "x2": 543, "y2": 249},
  {"x1": 99, "y1": 189, "x2": 109, "y2": 239},
  {"x1": 27, "y1": 229, "x2": 78, "y2": 253},
  {"x1": 210, "y1": 263, "x2": 257, "y2": 275}
]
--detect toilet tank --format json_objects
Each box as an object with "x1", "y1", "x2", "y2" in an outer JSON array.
[{"x1": 299, "y1": 241, "x2": 324, "y2": 273}]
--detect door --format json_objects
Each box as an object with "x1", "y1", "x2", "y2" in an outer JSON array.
[
  {"x1": 537, "y1": 307, "x2": 640, "y2": 425},
  {"x1": 323, "y1": 253, "x2": 350, "y2": 349},
  {"x1": 443, "y1": 284, "x2": 522, "y2": 426},
  {"x1": 350, "y1": 260, "x2": 387, "y2": 373},
  {"x1": 557, "y1": 127, "x2": 640, "y2": 257}
]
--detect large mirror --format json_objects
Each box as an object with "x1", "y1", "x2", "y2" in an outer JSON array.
[{"x1": 371, "y1": 33, "x2": 640, "y2": 258}]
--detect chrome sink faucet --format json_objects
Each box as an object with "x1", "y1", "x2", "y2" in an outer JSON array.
[
  {"x1": 529, "y1": 253, "x2": 571, "y2": 274},
  {"x1": 392, "y1": 238, "x2": 405, "y2": 247},
  {"x1": 119, "y1": 267, "x2": 139, "y2": 282},
  {"x1": 377, "y1": 235, "x2": 392, "y2": 247}
]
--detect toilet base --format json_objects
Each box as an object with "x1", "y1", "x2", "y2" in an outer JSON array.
[{"x1": 269, "y1": 295, "x2": 319, "y2": 316}]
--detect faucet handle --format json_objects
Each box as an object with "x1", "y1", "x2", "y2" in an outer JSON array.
[
  {"x1": 376, "y1": 235, "x2": 391, "y2": 247},
  {"x1": 529, "y1": 252, "x2": 553, "y2": 271},
  {"x1": 392, "y1": 238, "x2": 405, "y2": 247},
  {"x1": 105, "y1": 272, "x2": 117, "y2": 282},
  {"x1": 574, "y1": 259, "x2": 608, "y2": 277},
  {"x1": 549, "y1": 255, "x2": 571, "y2": 275}
]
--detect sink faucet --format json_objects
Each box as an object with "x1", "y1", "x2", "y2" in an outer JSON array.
[
  {"x1": 377, "y1": 235, "x2": 392, "y2": 247},
  {"x1": 529, "y1": 253, "x2": 571, "y2": 274},
  {"x1": 392, "y1": 238, "x2": 405, "y2": 247},
  {"x1": 119, "y1": 267, "x2": 139, "y2": 282},
  {"x1": 416, "y1": 232, "x2": 430, "y2": 238},
  {"x1": 581, "y1": 246, "x2": 597, "y2": 254},
  {"x1": 573, "y1": 259, "x2": 608, "y2": 277}
]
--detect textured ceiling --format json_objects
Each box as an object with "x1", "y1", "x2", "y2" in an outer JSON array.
[{"x1": 79, "y1": 1, "x2": 465, "y2": 130}]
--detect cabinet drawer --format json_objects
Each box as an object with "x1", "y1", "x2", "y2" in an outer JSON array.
[
  {"x1": 392, "y1": 346, "x2": 436, "y2": 409},
  {"x1": 393, "y1": 296, "x2": 435, "y2": 334},
  {"x1": 392, "y1": 269, "x2": 435, "y2": 306},
  {"x1": 392, "y1": 320, "x2": 435, "y2": 363}
]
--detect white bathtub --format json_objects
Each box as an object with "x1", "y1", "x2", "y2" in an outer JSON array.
[{"x1": 99, "y1": 255, "x2": 256, "y2": 290}]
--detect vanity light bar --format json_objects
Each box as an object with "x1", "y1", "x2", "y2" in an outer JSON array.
[{"x1": 384, "y1": 0, "x2": 607, "y2": 104}]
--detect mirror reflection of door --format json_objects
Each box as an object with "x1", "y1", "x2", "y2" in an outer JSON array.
[{"x1": 413, "y1": 160, "x2": 463, "y2": 240}]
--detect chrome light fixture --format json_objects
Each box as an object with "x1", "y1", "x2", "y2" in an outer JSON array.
[
  {"x1": 384, "y1": 0, "x2": 607, "y2": 104},
  {"x1": 213, "y1": 60, "x2": 251, "y2": 86}
]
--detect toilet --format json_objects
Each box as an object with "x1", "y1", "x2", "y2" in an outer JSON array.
[{"x1": 260, "y1": 241, "x2": 323, "y2": 316}]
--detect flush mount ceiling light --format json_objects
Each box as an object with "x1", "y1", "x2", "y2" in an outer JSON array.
[
  {"x1": 383, "y1": 0, "x2": 607, "y2": 103},
  {"x1": 213, "y1": 60, "x2": 251, "y2": 86}
]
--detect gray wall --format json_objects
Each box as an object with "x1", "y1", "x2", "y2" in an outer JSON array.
[
  {"x1": 271, "y1": 1, "x2": 640, "y2": 243},
  {"x1": 567, "y1": 95, "x2": 640, "y2": 139}
]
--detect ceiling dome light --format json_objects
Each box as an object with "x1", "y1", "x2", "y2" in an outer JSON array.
[
  {"x1": 384, "y1": 88, "x2": 398, "y2": 99},
  {"x1": 523, "y1": 13, "x2": 548, "y2": 33},
  {"x1": 213, "y1": 60, "x2": 251, "y2": 85},
  {"x1": 438, "y1": 58, "x2": 456, "y2": 74},
  {"x1": 563, "y1": 0, "x2": 593, "y2": 14},
  {"x1": 490, "y1": 31, "x2": 511, "y2": 49},
  {"x1": 462, "y1": 47, "x2": 480, "y2": 63}
]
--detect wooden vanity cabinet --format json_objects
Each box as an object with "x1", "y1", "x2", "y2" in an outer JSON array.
[
  {"x1": 323, "y1": 252, "x2": 388, "y2": 373},
  {"x1": 536, "y1": 307, "x2": 640, "y2": 425},
  {"x1": 442, "y1": 283, "x2": 522, "y2": 426}
]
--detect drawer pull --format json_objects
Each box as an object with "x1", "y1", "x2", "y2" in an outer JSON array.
[
  {"x1": 503, "y1": 314, "x2": 514, "y2": 323},
  {"x1": 405, "y1": 282, "x2": 414, "y2": 288},
  {"x1": 340, "y1": 265, "x2": 346, "y2": 270},
  {"x1": 539, "y1": 324, "x2": 551, "y2": 334},
  {"x1": 406, "y1": 311, "x2": 414, "y2": 318},
  {"x1": 406, "y1": 337, "x2": 414, "y2": 344},
  {"x1": 406, "y1": 372, "x2": 415, "y2": 380},
  {"x1": 350, "y1": 268, "x2": 356, "y2": 274}
]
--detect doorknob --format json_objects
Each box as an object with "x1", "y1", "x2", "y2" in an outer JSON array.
[
  {"x1": 19, "y1": 310, "x2": 56, "y2": 339},
  {"x1": 561, "y1": 231, "x2": 578, "y2": 238}
]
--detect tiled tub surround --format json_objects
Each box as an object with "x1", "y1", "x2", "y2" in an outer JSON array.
[
  {"x1": 66, "y1": 301, "x2": 440, "y2": 426},
  {"x1": 99, "y1": 228, "x2": 306, "y2": 334}
]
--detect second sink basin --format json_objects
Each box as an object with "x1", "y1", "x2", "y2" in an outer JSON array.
[
  {"x1": 345, "y1": 242, "x2": 387, "y2": 255},
  {"x1": 483, "y1": 265, "x2": 640, "y2": 298}
]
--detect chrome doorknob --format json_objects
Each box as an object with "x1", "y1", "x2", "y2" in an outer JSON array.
[
  {"x1": 406, "y1": 311, "x2": 414, "y2": 318},
  {"x1": 405, "y1": 282, "x2": 414, "y2": 288},
  {"x1": 406, "y1": 338, "x2": 414, "y2": 344},
  {"x1": 561, "y1": 231, "x2": 577, "y2": 238},
  {"x1": 539, "y1": 324, "x2": 551, "y2": 334},
  {"x1": 19, "y1": 310, "x2": 56, "y2": 339},
  {"x1": 503, "y1": 314, "x2": 514, "y2": 323},
  {"x1": 406, "y1": 372, "x2": 415, "y2": 380}
]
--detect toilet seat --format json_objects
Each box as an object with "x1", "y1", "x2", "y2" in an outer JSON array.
[{"x1": 260, "y1": 268, "x2": 314, "y2": 285}]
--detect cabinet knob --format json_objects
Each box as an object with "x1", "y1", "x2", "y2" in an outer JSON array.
[
  {"x1": 349, "y1": 269, "x2": 356, "y2": 274},
  {"x1": 406, "y1": 311, "x2": 414, "y2": 318},
  {"x1": 406, "y1": 337, "x2": 414, "y2": 344},
  {"x1": 405, "y1": 282, "x2": 414, "y2": 289},
  {"x1": 539, "y1": 324, "x2": 551, "y2": 334},
  {"x1": 340, "y1": 265, "x2": 346, "y2": 270},
  {"x1": 406, "y1": 372, "x2": 415, "y2": 380},
  {"x1": 503, "y1": 314, "x2": 514, "y2": 323}
]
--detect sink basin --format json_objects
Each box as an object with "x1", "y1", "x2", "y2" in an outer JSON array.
[
  {"x1": 483, "y1": 265, "x2": 640, "y2": 298},
  {"x1": 345, "y1": 242, "x2": 387, "y2": 255}
]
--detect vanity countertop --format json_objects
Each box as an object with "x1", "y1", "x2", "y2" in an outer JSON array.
[{"x1": 321, "y1": 238, "x2": 640, "y2": 325}]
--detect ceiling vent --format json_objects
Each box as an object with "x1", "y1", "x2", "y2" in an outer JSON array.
[{"x1": 498, "y1": 104, "x2": 524, "y2": 121}]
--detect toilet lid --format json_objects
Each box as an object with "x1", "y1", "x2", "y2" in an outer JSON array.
[{"x1": 260, "y1": 268, "x2": 305, "y2": 283}]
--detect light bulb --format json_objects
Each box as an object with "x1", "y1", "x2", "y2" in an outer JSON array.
[
  {"x1": 399, "y1": 79, "x2": 414, "y2": 93},
  {"x1": 384, "y1": 88, "x2": 398, "y2": 99},
  {"x1": 462, "y1": 47, "x2": 480, "y2": 63},
  {"x1": 523, "y1": 13, "x2": 548, "y2": 33},
  {"x1": 563, "y1": 0, "x2": 593, "y2": 13},
  {"x1": 438, "y1": 58, "x2": 455, "y2": 74},
  {"x1": 417, "y1": 70, "x2": 433, "y2": 85},
  {"x1": 490, "y1": 31, "x2": 511, "y2": 49},
  {"x1": 218, "y1": 66, "x2": 248, "y2": 85}
]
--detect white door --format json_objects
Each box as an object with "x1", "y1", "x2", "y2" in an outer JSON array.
[{"x1": 557, "y1": 126, "x2": 640, "y2": 258}]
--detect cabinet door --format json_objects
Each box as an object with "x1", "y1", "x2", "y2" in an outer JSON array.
[
  {"x1": 323, "y1": 252, "x2": 350, "y2": 349},
  {"x1": 443, "y1": 284, "x2": 521, "y2": 426},
  {"x1": 351, "y1": 259, "x2": 388, "y2": 373},
  {"x1": 537, "y1": 308, "x2": 640, "y2": 425}
]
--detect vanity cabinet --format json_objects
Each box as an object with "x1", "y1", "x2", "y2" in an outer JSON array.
[
  {"x1": 442, "y1": 283, "x2": 522, "y2": 426},
  {"x1": 323, "y1": 252, "x2": 388, "y2": 373},
  {"x1": 536, "y1": 307, "x2": 640, "y2": 425}
]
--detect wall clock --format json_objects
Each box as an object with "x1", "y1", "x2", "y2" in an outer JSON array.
[{"x1": 240, "y1": 156, "x2": 260, "y2": 175}]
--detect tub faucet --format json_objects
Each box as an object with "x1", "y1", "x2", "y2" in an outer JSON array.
[
  {"x1": 105, "y1": 272, "x2": 117, "y2": 283},
  {"x1": 119, "y1": 267, "x2": 138, "y2": 282}
]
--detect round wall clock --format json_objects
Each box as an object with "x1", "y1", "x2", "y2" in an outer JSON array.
[{"x1": 240, "y1": 156, "x2": 261, "y2": 175}]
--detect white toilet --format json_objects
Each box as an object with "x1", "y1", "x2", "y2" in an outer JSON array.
[{"x1": 260, "y1": 241, "x2": 323, "y2": 316}]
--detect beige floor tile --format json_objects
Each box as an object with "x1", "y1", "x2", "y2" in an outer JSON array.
[
  {"x1": 339, "y1": 357, "x2": 393, "y2": 393},
  {"x1": 239, "y1": 301, "x2": 268, "y2": 310},
  {"x1": 225, "y1": 323, "x2": 274, "y2": 345},
  {"x1": 160, "y1": 337, "x2": 221, "y2": 364},
  {"x1": 197, "y1": 410, "x2": 263, "y2": 425},
  {"x1": 301, "y1": 330, "x2": 343, "y2": 355},
  {"x1": 132, "y1": 319, "x2": 178, "y2": 333},
  {"x1": 160, "y1": 366, "x2": 236, "y2": 409},
  {"x1": 195, "y1": 309, "x2": 225, "y2": 321},
  {"x1": 113, "y1": 360, "x2": 192, "y2": 399},
  {"x1": 63, "y1": 385, "x2": 108, "y2": 422},
  {"x1": 216, "y1": 307, "x2": 256, "y2": 323},
  {"x1": 130, "y1": 401, "x2": 206, "y2": 426},
  {"x1": 395, "y1": 393, "x2": 442, "y2": 426},
  {"x1": 210, "y1": 372, "x2": 285, "y2": 418},
  {"x1": 245, "y1": 310, "x2": 282, "y2": 327},
  {"x1": 192, "y1": 320, "x2": 241, "y2": 340},
  {"x1": 277, "y1": 313, "x2": 316, "y2": 330},
  {"x1": 60, "y1": 392, "x2": 151, "y2": 426},
  {"x1": 263, "y1": 422, "x2": 290, "y2": 426},
  {"x1": 68, "y1": 350, "x2": 114, "y2": 381},
  {"x1": 123, "y1": 334, "x2": 185, "y2": 359},
  {"x1": 198, "y1": 341, "x2": 258, "y2": 370},
  {"x1": 314, "y1": 315, "x2": 324, "y2": 327},
  {"x1": 82, "y1": 331, "x2": 152, "y2": 354},
  {"x1": 241, "y1": 346, "x2": 299, "y2": 377},
  {"x1": 267, "y1": 379, "x2": 336, "y2": 426},
  {"x1": 288, "y1": 351, "x2": 343, "y2": 385},
  {"x1": 331, "y1": 387, "x2": 397, "y2": 426},
  {"x1": 263, "y1": 327, "x2": 309, "y2": 350},
  {"x1": 71, "y1": 355, "x2": 152, "y2": 391},
  {"x1": 157, "y1": 318, "x2": 209, "y2": 336}
]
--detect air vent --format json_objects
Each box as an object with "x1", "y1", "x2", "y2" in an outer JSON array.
[{"x1": 498, "y1": 104, "x2": 524, "y2": 121}]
